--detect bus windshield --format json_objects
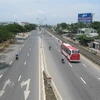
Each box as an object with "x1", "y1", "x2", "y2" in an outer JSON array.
[{"x1": 72, "y1": 50, "x2": 80, "y2": 54}]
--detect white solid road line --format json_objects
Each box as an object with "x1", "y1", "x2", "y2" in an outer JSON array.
[
  {"x1": 18, "y1": 75, "x2": 21, "y2": 81},
  {"x1": 27, "y1": 53, "x2": 29, "y2": 56},
  {"x1": 83, "y1": 64, "x2": 87, "y2": 67},
  {"x1": 43, "y1": 46, "x2": 63, "y2": 100},
  {"x1": 24, "y1": 61, "x2": 27, "y2": 65},
  {"x1": 69, "y1": 63, "x2": 72, "y2": 67},
  {"x1": 0, "y1": 75, "x2": 3, "y2": 78},
  {"x1": 9, "y1": 61, "x2": 13, "y2": 65},
  {"x1": 80, "y1": 77, "x2": 86, "y2": 84}
]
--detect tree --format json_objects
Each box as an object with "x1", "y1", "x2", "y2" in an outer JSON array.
[{"x1": 78, "y1": 35, "x2": 94, "y2": 46}]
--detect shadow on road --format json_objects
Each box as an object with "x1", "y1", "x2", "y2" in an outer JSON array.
[
  {"x1": 0, "y1": 55, "x2": 7, "y2": 60},
  {"x1": 0, "y1": 62, "x2": 11, "y2": 70}
]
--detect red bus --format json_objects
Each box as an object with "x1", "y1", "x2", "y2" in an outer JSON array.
[{"x1": 61, "y1": 43, "x2": 80, "y2": 62}]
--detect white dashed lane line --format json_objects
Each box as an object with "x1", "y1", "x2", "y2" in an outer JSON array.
[
  {"x1": 9, "y1": 61, "x2": 13, "y2": 65},
  {"x1": 80, "y1": 77, "x2": 86, "y2": 84},
  {"x1": 20, "y1": 48, "x2": 21, "y2": 50},
  {"x1": 18, "y1": 75, "x2": 21, "y2": 81},
  {"x1": 83, "y1": 64, "x2": 87, "y2": 67},
  {"x1": 98, "y1": 77, "x2": 100, "y2": 80},
  {"x1": 69, "y1": 63, "x2": 72, "y2": 67},
  {"x1": 24, "y1": 61, "x2": 27, "y2": 65},
  {"x1": 58, "y1": 50, "x2": 60, "y2": 52},
  {"x1": 29, "y1": 48, "x2": 31, "y2": 50},
  {"x1": 0, "y1": 75, "x2": 3, "y2": 78},
  {"x1": 27, "y1": 53, "x2": 29, "y2": 56}
]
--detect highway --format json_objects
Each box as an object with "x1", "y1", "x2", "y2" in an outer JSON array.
[
  {"x1": 0, "y1": 28, "x2": 100, "y2": 100},
  {"x1": 0, "y1": 30, "x2": 40, "y2": 100},
  {"x1": 42, "y1": 29, "x2": 100, "y2": 100}
]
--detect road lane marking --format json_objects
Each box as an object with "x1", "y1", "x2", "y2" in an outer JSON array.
[
  {"x1": 9, "y1": 61, "x2": 12, "y2": 65},
  {"x1": 24, "y1": 61, "x2": 27, "y2": 65},
  {"x1": 69, "y1": 63, "x2": 72, "y2": 67},
  {"x1": 83, "y1": 64, "x2": 86, "y2": 67},
  {"x1": 18, "y1": 75, "x2": 21, "y2": 81},
  {"x1": 43, "y1": 46, "x2": 63, "y2": 100},
  {"x1": 31, "y1": 45, "x2": 32, "y2": 46},
  {"x1": 20, "y1": 48, "x2": 21, "y2": 50},
  {"x1": 27, "y1": 53, "x2": 29, "y2": 56},
  {"x1": 80, "y1": 77, "x2": 86, "y2": 84},
  {"x1": 0, "y1": 90, "x2": 5, "y2": 97},
  {"x1": 29, "y1": 48, "x2": 31, "y2": 50},
  {"x1": 98, "y1": 77, "x2": 100, "y2": 80},
  {"x1": 0, "y1": 75, "x2": 3, "y2": 78},
  {"x1": 21, "y1": 79, "x2": 30, "y2": 100},
  {"x1": 58, "y1": 50, "x2": 60, "y2": 52}
]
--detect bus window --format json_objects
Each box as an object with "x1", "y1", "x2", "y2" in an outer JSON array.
[
  {"x1": 72, "y1": 50, "x2": 74, "y2": 53},
  {"x1": 68, "y1": 50, "x2": 71, "y2": 55}
]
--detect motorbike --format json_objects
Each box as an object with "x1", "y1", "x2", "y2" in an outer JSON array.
[
  {"x1": 16, "y1": 56, "x2": 18, "y2": 60},
  {"x1": 49, "y1": 46, "x2": 51, "y2": 50},
  {"x1": 61, "y1": 58, "x2": 65, "y2": 63}
]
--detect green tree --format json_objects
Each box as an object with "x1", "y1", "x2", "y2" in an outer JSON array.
[{"x1": 78, "y1": 35, "x2": 94, "y2": 46}]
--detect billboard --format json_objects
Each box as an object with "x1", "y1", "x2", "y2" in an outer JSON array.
[{"x1": 78, "y1": 13, "x2": 92, "y2": 23}]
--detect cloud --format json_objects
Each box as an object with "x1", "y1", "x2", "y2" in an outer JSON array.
[
  {"x1": 13, "y1": 14, "x2": 18, "y2": 18},
  {"x1": 25, "y1": 12, "x2": 36, "y2": 16},
  {"x1": 0, "y1": 0, "x2": 25, "y2": 3},
  {"x1": 38, "y1": 10, "x2": 45, "y2": 14},
  {"x1": 52, "y1": 14, "x2": 58, "y2": 17}
]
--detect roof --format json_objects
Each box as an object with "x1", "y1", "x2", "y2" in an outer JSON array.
[
  {"x1": 78, "y1": 28, "x2": 96, "y2": 31},
  {"x1": 63, "y1": 43, "x2": 77, "y2": 50},
  {"x1": 93, "y1": 42, "x2": 99, "y2": 44},
  {"x1": 87, "y1": 33, "x2": 98, "y2": 37}
]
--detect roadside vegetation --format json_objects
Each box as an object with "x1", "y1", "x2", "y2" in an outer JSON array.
[
  {"x1": 54, "y1": 21, "x2": 100, "y2": 35},
  {"x1": 48, "y1": 21, "x2": 100, "y2": 46},
  {"x1": 0, "y1": 23, "x2": 36, "y2": 43}
]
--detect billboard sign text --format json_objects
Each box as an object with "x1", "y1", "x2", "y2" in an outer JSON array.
[{"x1": 78, "y1": 13, "x2": 92, "y2": 23}]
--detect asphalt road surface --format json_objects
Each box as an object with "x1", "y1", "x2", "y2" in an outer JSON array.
[
  {"x1": 42, "y1": 29, "x2": 100, "y2": 100},
  {"x1": 0, "y1": 30, "x2": 40, "y2": 100}
]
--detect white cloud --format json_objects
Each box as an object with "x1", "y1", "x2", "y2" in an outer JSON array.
[
  {"x1": 52, "y1": 14, "x2": 58, "y2": 17},
  {"x1": 25, "y1": 12, "x2": 36, "y2": 16},
  {"x1": 38, "y1": 10, "x2": 45, "y2": 14},
  {"x1": 0, "y1": 0, "x2": 25, "y2": 3},
  {"x1": 13, "y1": 14, "x2": 18, "y2": 18}
]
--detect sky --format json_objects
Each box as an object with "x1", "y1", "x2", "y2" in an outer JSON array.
[{"x1": 0, "y1": 0, "x2": 100, "y2": 25}]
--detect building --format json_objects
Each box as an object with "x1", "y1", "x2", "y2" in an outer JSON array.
[
  {"x1": 90, "y1": 39, "x2": 100, "y2": 50},
  {"x1": 76, "y1": 28, "x2": 98, "y2": 38},
  {"x1": 0, "y1": 21, "x2": 16, "y2": 26},
  {"x1": 20, "y1": 22, "x2": 30, "y2": 26}
]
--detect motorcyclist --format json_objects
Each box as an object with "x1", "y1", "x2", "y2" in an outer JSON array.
[
  {"x1": 16, "y1": 53, "x2": 19, "y2": 59},
  {"x1": 49, "y1": 46, "x2": 51, "y2": 50},
  {"x1": 61, "y1": 54, "x2": 65, "y2": 63}
]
